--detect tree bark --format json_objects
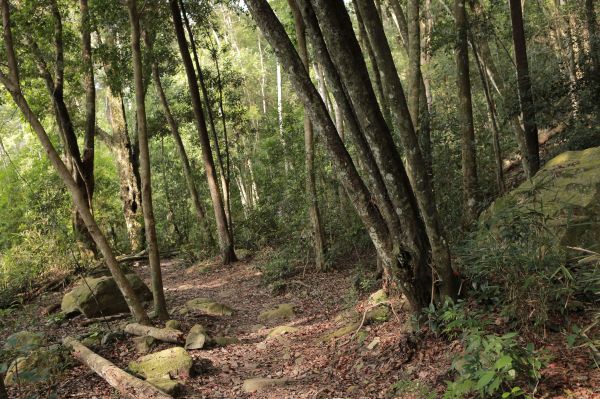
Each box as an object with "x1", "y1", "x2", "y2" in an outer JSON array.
[
  {"x1": 63, "y1": 337, "x2": 172, "y2": 399},
  {"x1": 356, "y1": 0, "x2": 458, "y2": 299},
  {"x1": 585, "y1": 0, "x2": 600, "y2": 80},
  {"x1": 126, "y1": 0, "x2": 169, "y2": 321},
  {"x1": 169, "y1": 0, "x2": 236, "y2": 264},
  {"x1": 0, "y1": 373, "x2": 7, "y2": 399},
  {"x1": 509, "y1": 0, "x2": 540, "y2": 176},
  {"x1": 453, "y1": 0, "x2": 479, "y2": 225},
  {"x1": 288, "y1": 0, "x2": 327, "y2": 271},
  {"x1": 124, "y1": 323, "x2": 185, "y2": 344},
  {"x1": 144, "y1": 32, "x2": 215, "y2": 248}
]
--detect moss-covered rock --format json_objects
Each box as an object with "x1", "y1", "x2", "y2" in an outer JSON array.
[
  {"x1": 3, "y1": 331, "x2": 46, "y2": 354},
  {"x1": 482, "y1": 146, "x2": 600, "y2": 250},
  {"x1": 266, "y1": 325, "x2": 299, "y2": 338},
  {"x1": 146, "y1": 377, "x2": 183, "y2": 395},
  {"x1": 368, "y1": 289, "x2": 388, "y2": 305},
  {"x1": 165, "y1": 320, "x2": 181, "y2": 330},
  {"x1": 61, "y1": 274, "x2": 152, "y2": 318},
  {"x1": 3, "y1": 346, "x2": 66, "y2": 386},
  {"x1": 259, "y1": 303, "x2": 294, "y2": 321},
  {"x1": 184, "y1": 324, "x2": 208, "y2": 350},
  {"x1": 185, "y1": 298, "x2": 233, "y2": 316},
  {"x1": 132, "y1": 336, "x2": 156, "y2": 354},
  {"x1": 129, "y1": 347, "x2": 193, "y2": 379}
]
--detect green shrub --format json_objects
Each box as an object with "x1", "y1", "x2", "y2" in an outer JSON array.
[{"x1": 445, "y1": 330, "x2": 544, "y2": 399}]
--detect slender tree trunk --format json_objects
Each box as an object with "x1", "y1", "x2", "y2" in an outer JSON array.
[
  {"x1": 258, "y1": 31, "x2": 268, "y2": 114},
  {"x1": 169, "y1": 0, "x2": 236, "y2": 264},
  {"x1": 509, "y1": 0, "x2": 540, "y2": 176},
  {"x1": 353, "y1": 0, "x2": 391, "y2": 127},
  {"x1": 585, "y1": 0, "x2": 600, "y2": 79},
  {"x1": 472, "y1": 41, "x2": 505, "y2": 194},
  {"x1": 277, "y1": 62, "x2": 291, "y2": 174},
  {"x1": 126, "y1": 0, "x2": 168, "y2": 320},
  {"x1": 288, "y1": 0, "x2": 327, "y2": 271},
  {"x1": 179, "y1": 0, "x2": 234, "y2": 243},
  {"x1": 453, "y1": 0, "x2": 479, "y2": 225},
  {"x1": 356, "y1": 0, "x2": 458, "y2": 299},
  {"x1": 0, "y1": 0, "x2": 149, "y2": 325},
  {"x1": 144, "y1": 33, "x2": 214, "y2": 248},
  {"x1": 406, "y1": 0, "x2": 420, "y2": 128},
  {"x1": 248, "y1": 0, "x2": 428, "y2": 309}
]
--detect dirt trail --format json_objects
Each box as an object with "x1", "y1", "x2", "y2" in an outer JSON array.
[{"x1": 3, "y1": 252, "x2": 599, "y2": 398}]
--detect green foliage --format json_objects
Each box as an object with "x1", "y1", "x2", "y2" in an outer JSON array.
[
  {"x1": 445, "y1": 330, "x2": 544, "y2": 399},
  {"x1": 458, "y1": 201, "x2": 600, "y2": 329},
  {"x1": 418, "y1": 299, "x2": 486, "y2": 338}
]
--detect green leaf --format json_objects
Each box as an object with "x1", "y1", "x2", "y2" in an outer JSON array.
[
  {"x1": 495, "y1": 355, "x2": 513, "y2": 370},
  {"x1": 476, "y1": 370, "x2": 495, "y2": 389}
]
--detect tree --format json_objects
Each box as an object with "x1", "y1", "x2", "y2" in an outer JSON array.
[
  {"x1": 454, "y1": 0, "x2": 479, "y2": 224},
  {"x1": 509, "y1": 0, "x2": 540, "y2": 176},
  {"x1": 0, "y1": 0, "x2": 150, "y2": 325},
  {"x1": 126, "y1": 0, "x2": 169, "y2": 320},
  {"x1": 168, "y1": 0, "x2": 236, "y2": 264},
  {"x1": 288, "y1": 0, "x2": 327, "y2": 271},
  {"x1": 246, "y1": 0, "x2": 459, "y2": 310}
]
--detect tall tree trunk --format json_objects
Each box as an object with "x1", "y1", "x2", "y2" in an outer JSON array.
[
  {"x1": 472, "y1": 41, "x2": 505, "y2": 194},
  {"x1": 179, "y1": 0, "x2": 234, "y2": 242},
  {"x1": 353, "y1": 0, "x2": 392, "y2": 127},
  {"x1": 144, "y1": 32, "x2": 214, "y2": 248},
  {"x1": 277, "y1": 61, "x2": 291, "y2": 174},
  {"x1": 102, "y1": 93, "x2": 145, "y2": 253},
  {"x1": 585, "y1": 0, "x2": 600, "y2": 80},
  {"x1": 169, "y1": 0, "x2": 236, "y2": 264},
  {"x1": 0, "y1": 0, "x2": 150, "y2": 325},
  {"x1": 356, "y1": 0, "x2": 458, "y2": 299},
  {"x1": 509, "y1": 0, "x2": 540, "y2": 176},
  {"x1": 288, "y1": 0, "x2": 327, "y2": 271},
  {"x1": 453, "y1": 0, "x2": 479, "y2": 225},
  {"x1": 126, "y1": 0, "x2": 168, "y2": 320},
  {"x1": 258, "y1": 31, "x2": 268, "y2": 114}
]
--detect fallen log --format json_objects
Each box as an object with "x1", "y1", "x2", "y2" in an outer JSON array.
[
  {"x1": 63, "y1": 337, "x2": 172, "y2": 399},
  {"x1": 124, "y1": 323, "x2": 185, "y2": 344},
  {"x1": 80, "y1": 313, "x2": 131, "y2": 326}
]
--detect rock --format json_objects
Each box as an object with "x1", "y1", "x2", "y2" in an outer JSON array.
[
  {"x1": 365, "y1": 305, "x2": 390, "y2": 323},
  {"x1": 482, "y1": 146, "x2": 600, "y2": 250},
  {"x1": 61, "y1": 274, "x2": 152, "y2": 318},
  {"x1": 185, "y1": 298, "x2": 233, "y2": 316},
  {"x1": 368, "y1": 289, "x2": 388, "y2": 305},
  {"x1": 3, "y1": 331, "x2": 46, "y2": 354},
  {"x1": 212, "y1": 336, "x2": 239, "y2": 346},
  {"x1": 321, "y1": 322, "x2": 360, "y2": 341},
  {"x1": 146, "y1": 377, "x2": 183, "y2": 395},
  {"x1": 133, "y1": 336, "x2": 156, "y2": 354},
  {"x1": 81, "y1": 334, "x2": 101, "y2": 347},
  {"x1": 3, "y1": 347, "x2": 66, "y2": 386},
  {"x1": 101, "y1": 331, "x2": 125, "y2": 346},
  {"x1": 267, "y1": 325, "x2": 299, "y2": 339},
  {"x1": 242, "y1": 377, "x2": 289, "y2": 393},
  {"x1": 129, "y1": 347, "x2": 193, "y2": 380},
  {"x1": 235, "y1": 248, "x2": 252, "y2": 261},
  {"x1": 165, "y1": 320, "x2": 181, "y2": 330},
  {"x1": 259, "y1": 304, "x2": 294, "y2": 321},
  {"x1": 185, "y1": 325, "x2": 208, "y2": 350},
  {"x1": 367, "y1": 336, "x2": 381, "y2": 350}
]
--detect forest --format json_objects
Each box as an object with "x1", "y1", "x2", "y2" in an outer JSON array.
[{"x1": 0, "y1": 0, "x2": 599, "y2": 397}]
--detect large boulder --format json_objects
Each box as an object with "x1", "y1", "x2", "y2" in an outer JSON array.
[
  {"x1": 3, "y1": 346, "x2": 66, "y2": 386},
  {"x1": 483, "y1": 146, "x2": 600, "y2": 250},
  {"x1": 3, "y1": 331, "x2": 46, "y2": 354},
  {"x1": 128, "y1": 347, "x2": 193, "y2": 380},
  {"x1": 61, "y1": 274, "x2": 152, "y2": 318}
]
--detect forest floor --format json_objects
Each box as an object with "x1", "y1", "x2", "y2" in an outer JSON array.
[{"x1": 2, "y1": 250, "x2": 600, "y2": 398}]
